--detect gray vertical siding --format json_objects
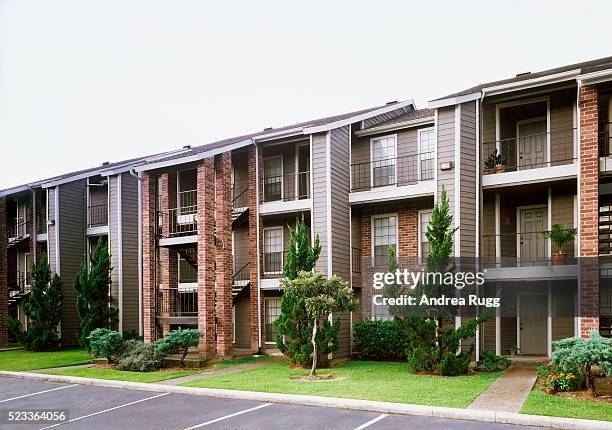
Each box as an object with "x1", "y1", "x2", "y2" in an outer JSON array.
[
  {"x1": 58, "y1": 180, "x2": 87, "y2": 345},
  {"x1": 108, "y1": 175, "x2": 120, "y2": 324},
  {"x1": 311, "y1": 132, "x2": 328, "y2": 274},
  {"x1": 121, "y1": 172, "x2": 140, "y2": 333},
  {"x1": 459, "y1": 101, "x2": 477, "y2": 256},
  {"x1": 47, "y1": 188, "x2": 57, "y2": 272},
  {"x1": 436, "y1": 107, "x2": 456, "y2": 231}
]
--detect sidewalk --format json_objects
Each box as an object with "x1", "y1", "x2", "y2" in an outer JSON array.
[{"x1": 468, "y1": 363, "x2": 538, "y2": 413}]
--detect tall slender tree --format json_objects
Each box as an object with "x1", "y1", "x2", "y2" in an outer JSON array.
[{"x1": 283, "y1": 214, "x2": 321, "y2": 280}]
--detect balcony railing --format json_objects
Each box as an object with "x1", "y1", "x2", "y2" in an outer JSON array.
[
  {"x1": 233, "y1": 187, "x2": 248, "y2": 209},
  {"x1": 263, "y1": 251, "x2": 290, "y2": 275},
  {"x1": 233, "y1": 262, "x2": 250, "y2": 288},
  {"x1": 179, "y1": 190, "x2": 197, "y2": 209},
  {"x1": 261, "y1": 172, "x2": 310, "y2": 203},
  {"x1": 482, "y1": 128, "x2": 576, "y2": 174},
  {"x1": 9, "y1": 271, "x2": 31, "y2": 292},
  {"x1": 157, "y1": 286, "x2": 198, "y2": 318},
  {"x1": 7, "y1": 218, "x2": 30, "y2": 242},
  {"x1": 87, "y1": 204, "x2": 108, "y2": 228},
  {"x1": 157, "y1": 206, "x2": 198, "y2": 238},
  {"x1": 599, "y1": 123, "x2": 612, "y2": 174},
  {"x1": 352, "y1": 247, "x2": 361, "y2": 273},
  {"x1": 481, "y1": 231, "x2": 576, "y2": 267},
  {"x1": 350, "y1": 152, "x2": 434, "y2": 192}
]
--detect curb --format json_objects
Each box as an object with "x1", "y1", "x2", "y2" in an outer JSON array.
[{"x1": 1, "y1": 370, "x2": 610, "y2": 430}]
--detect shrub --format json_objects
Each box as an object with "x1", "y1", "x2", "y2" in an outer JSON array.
[
  {"x1": 116, "y1": 340, "x2": 164, "y2": 372},
  {"x1": 551, "y1": 331, "x2": 612, "y2": 393},
  {"x1": 155, "y1": 329, "x2": 203, "y2": 366},
  {"x1": 546, "y1": 371, "x2": 580, "y2": 392},
  {"x1": 88, "y1": 328, "x2": 123, "y2": 363},
  {"x1": 476, "y1": 351, "x2": 512, "y2": 372},
  {"x1": 353, "y1": 320, "x2": 409, "y2": 360},
  {"x1": 439, "y1": 351, "x2": 472, "y2": 376}
]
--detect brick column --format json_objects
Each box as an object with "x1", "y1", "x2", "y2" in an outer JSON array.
[
  {"x1": 197, "y1": 158, "x2": 216, "y2": 359},
  {"x1": 215, "y1": 153, "x2": 233, "y2": 358},
  {"x1": 160, "y1": 173, "x2": 178, "y2": 334},
  {"x1": 142, "y1": 172, "x2": 157, "y2": 343},
  {"x1": 248, "y1": 146, "x2": 263, "y2": 352},
  {"x1": 579, "y1": 85, "x2": 600, "y2": 337},
  {"x1": 0, "y1": 198, "x2": 7, "y2": 344}
]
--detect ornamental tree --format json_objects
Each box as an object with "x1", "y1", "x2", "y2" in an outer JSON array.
[
  {"x1": 283, "y1": 214, "x2": 321, "y2": 280},
  {"x1": 155, "y1": 329, "x2": 203, "y2": 366}
]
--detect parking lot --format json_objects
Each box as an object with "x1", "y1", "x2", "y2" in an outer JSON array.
[{"x1": 0, "y1": 376, "x2": 548, "y2": 430}]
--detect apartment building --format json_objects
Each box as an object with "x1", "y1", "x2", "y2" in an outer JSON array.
[
  {"x1": 2, "y1": 55, "x2": 611, "y2": 359},
  {"x1": 0, "y1": 159, "x2": 144, "y2": 345}
]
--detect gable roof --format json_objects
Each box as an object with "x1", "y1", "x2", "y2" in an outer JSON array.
[{"x1": 429, "y1": 55, "x2": 612, "y2": 107}]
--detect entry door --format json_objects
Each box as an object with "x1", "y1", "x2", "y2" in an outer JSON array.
[
  {"x1": 519, "y1": 294, "x2": 547, "y2": 355},
  {"x1": 518, "y1": 119, "x2": 547, "y2": 170},
  {"x1": 519, "y1": 207, "x2": 547, "y2": 264}
]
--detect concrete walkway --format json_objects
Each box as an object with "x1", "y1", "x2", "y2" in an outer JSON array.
[
  {"x1": 159, "y1": 361, "x2": 270, "y2": 386},
  {"x1": 468, "y1": 363, "x2": 538, "y2": 413}
]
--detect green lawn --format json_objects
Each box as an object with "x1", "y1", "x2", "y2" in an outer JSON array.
[
  {"x1": 41, "y1": 367, "x2": 201, "y2": 383},
  {"x1": 0, "y1": 349, "x2": 90, "y2": 371},
  {"x1": 521, "y1": 389, "x2": 612, "y2": 422},
  {"x1": 213, "y1": 355, "x2": 271, "y2": 369},
  {"x1": 181, "y1": 360, "x2": 501, "y2": 408}
]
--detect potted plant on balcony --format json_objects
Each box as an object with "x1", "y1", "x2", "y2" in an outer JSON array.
[
  {"x1": 540, "y1": 224, "x2": 577, "y2": 265},
  {"x1": 484, "y1": 149, "x2": 506, "y2": 174}
]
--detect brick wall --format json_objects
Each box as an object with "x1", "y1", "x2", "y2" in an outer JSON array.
[
  {"x1": 215, "y1": 152, "x2": 233, "y2": 358},
  {"x1": 197, "y1": 158, "x2": 216, "y2": 359},
  {"x1": 141, "y1": 172, "x2": 157, "y2": 343},
  {"x1": 579, "y1": 85, "x2": 600, "y2": 337},
  {"x1": 359, "y1": 205, "x2": 418, "y2": 319},
  {"x1": 159, "y1": 173, "x2": 177, "y2": 334},
  {"x1": 248, "y1": 145, "x2": 264, "y2": 352}
]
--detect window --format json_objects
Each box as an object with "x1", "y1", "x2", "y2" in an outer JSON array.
[
  {"x1": 263, "y1": 156, "x2": 283, "y2": 201},
  {"x1": 264, "y1": 227, "x2": 283, "y2": 274},
  {"x1": 418, "y1": 128, "x2": 435, "y2": 180},
  {"x1": 371, "y1": 136, "x2": 396, "y2": 187},
  {"x1": 373, "y1": 215, "x2": 397, "y2": 266},
  {"x1": 265, "y1": 297, "x2": 282, "y2": 342},
  {"x1": 419, "y1": 211, "x2": 432, "y2": 258}
]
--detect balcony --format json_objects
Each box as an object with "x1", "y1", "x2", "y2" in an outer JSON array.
[
  {"x1": 481, "y1": 129, "x2": 576, "y2": 188},
  {"x1": 232, "y1": 262, "x2": 250, "y2": 296},
  {"x1": 157, "y1": 190, "x2": 198, "y2": 242},
  {"x1": 349, "y1": 153, "x2": 435, "y2": 204},
  {"x1": 36, "y1": 210, "x2": 47, "y2": 235},
  {"x1": 8, "y1": 271, "x2": 31, "y2": 307},
  {"x1": 87, "y1": 204, "x2": 108, "y2": 228},
  {"x1": 259, "y1": 172, "x2": 311, "y2": 215},
  {"x1": 156, "y1": 286, "x2": 198, "y2": 325},
  {"x1": 599, "y1": 123, "x2": 612, "y2": 175},
  {"x1": 232, "y1": 187, "x2": 248, "y2": 224},
  {"x1": 7, "y1": 218, "x2": 30, "y2": 246}
]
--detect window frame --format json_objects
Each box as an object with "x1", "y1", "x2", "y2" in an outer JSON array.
[
  {"x1": 369, "y1": 134, "x2": 398, "y2": 188},
  {"x1": 371, "y1": 213, "x2": 398, "y2": 267},
  {"x1": 263, "y1": 226, "x2": 284, "y2": 275},
  {"x1": 417, "y1": 127, "x2": 435, "y2": 181},
  {"x1": 418, "y1": 209, "x2": 433, "y2": 259},
  {"x1": 263, "y1": 155, "x2": 284, "y2": 201},
  {"x1": 264, "y1": 296, "x2": 282, "y2": 344}
]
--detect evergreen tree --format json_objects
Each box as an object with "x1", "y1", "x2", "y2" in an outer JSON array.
[
  {"x1": 17, "y1": 255, "x2": 63, "y2": 351},
  {"x1": 283, "y1": 214, "x2": 321, "y2": 280},
  {"x1": 74, "y1": 237, "x2": 117, "y2": 349}
]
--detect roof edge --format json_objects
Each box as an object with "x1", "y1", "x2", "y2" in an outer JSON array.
[{"x1": 428, "y1": 92, "x2": 481, "y2": 109}]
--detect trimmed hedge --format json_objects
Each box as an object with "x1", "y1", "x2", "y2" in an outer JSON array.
[{"x1": 353, "y1": 320, "x2": 409, "y2": 360}]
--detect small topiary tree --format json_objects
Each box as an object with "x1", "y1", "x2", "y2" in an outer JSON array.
[
  {"x1": 282, "y1": 272, "x2": 357, "y2": 378},
  {"x1": 74, "y1": 238, "x2": 117, "y2": 350},
  {"x1": 551, "y1": 331, "x2": 612, "y2": 393},
  {"x1": 155, "y1": 329, "x2": 203, "y2": 366},
  {"x1": 16, "y1": 255, "x2": 63, "y2": 351},
  {"x1": 88, "y1": 328, "x2": 123, "y2": 363}
]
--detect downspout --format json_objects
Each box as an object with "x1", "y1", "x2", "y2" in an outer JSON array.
[
  {"x1": 254, "y1": 141, "x2": 263, "y2": 352},
  {"x1": 129, "y1": 169, "x2": 144, "y2": 336},
  {"x1": 29, "y1": 186, "x2": 36, "y2": 263}
]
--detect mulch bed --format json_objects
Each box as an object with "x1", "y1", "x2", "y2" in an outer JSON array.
[
  {"x1": 290, "y1": 374, "x2": 343, "y2": 382},
  {"x1": 534, "y1": 376, "x2": 612, "y2": 403}
]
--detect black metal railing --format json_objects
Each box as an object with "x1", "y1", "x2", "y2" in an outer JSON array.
[
  {"x1": 263, "y1": 251, "x2": 290, "y2": 275},
  {"x1": 482, "y1": 128, "x2": 576, "y2": 174},
  {"x1": 261, "y1": 171, "x2": 310, "y2": 203},
  {"x1": 87, "y1": 204, "x2": 108, "y2": 228},
  {"x1": 599, "y1": 123, "x2": 612, "y2": 174},
  {"x1": 350, "y1": 152, "x2": 434, "y2": 192},
  {"x1": 179, "y1": 190, "x2": 197, "y2": 209},
  {"x1": 157, "y1": 286, "x2": 198, "y2": 318},
  {"x1": 232, "y1": 187, "x2": 248, "y2": 209},
  {"x1": 233, "y1": 262, "x2": 250, "y2": 286},
  {"x1": 481, "y1": 231, "x2": 576, "y2": 267},
  {"x1": 7, "y1": 218, "x2": 30, "y2": 242},
  {"x1": 352, "y1": 247, "x2": 361, "y2": 273},
  {"x1": 9, "y1": 271, "x2": 30, "y2": 292},
  {"x1": 157, "y1": 206, "x2": 198, "y2": 238}
]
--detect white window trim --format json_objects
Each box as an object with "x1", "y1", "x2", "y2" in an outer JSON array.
[
  {"x1": 263, "y1": 155, "x2": 284, "y2": 201},
  {"x1": 417, "y1": 209, "x2": 433, "y2": 259},
  {"x1": 371, "y1": 213, "x2": 399, "y2": 267},
  {"x1": 264, "y1": 296, "x2": 281, "y2": 345},
  {"x1": 263, "y1": 226, "x2": 284, "y2": 275},
  {"x1": 369, "y1": 134, "x2": 398, "y2": 189},
  {"x1": 417, "y1": 127, "x2": 435, "y2": 181},
  {"x1": 294, "y1": 142, "x2": 310, "y2": 199}
]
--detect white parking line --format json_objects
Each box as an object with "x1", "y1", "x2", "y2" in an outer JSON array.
[
  {"x1": 352, "y1": 413, "x2": 388, "y2": 430},
  {"x1": 183, "y1": 403, "x2": 272, "y2": 429},
  {"x1": 39, "y1": 392, "x2": 170, "y2": 429},
  {"x1": 0, "y1": 384, "x2": 78, "y2": 403}
]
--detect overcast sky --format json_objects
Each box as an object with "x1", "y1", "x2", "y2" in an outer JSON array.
[{"x1": 1, "y1": 0, "x2": 611, "y2": 188}]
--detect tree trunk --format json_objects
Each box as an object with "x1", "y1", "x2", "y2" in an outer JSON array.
[
  {"x1": 181, "y1": 347, "x2": 188, "y2": 367},
  {"x1": 310, "y1": 319, "x2": 318, "y2": 378},
  {"x1": 585, "y1": 364, "x2": 594, "y2": 394}
]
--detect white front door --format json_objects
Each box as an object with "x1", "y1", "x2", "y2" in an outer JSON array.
[
  {"x1": 519, "y1": 294, "x2": 547, "y2": 355},
  {"x1": 517, "y1": 119, "x2": 547, "y2": 170}
]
